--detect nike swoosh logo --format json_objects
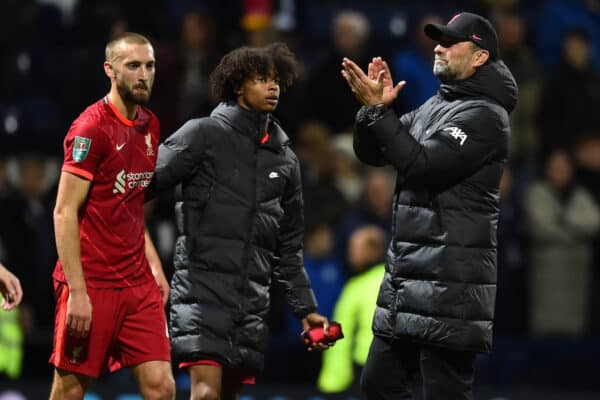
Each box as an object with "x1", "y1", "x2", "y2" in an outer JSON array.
[{"x1": 116, "y1": 143, "x2": 125, "y2": 151}]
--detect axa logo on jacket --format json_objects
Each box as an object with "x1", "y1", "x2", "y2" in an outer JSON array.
[{"x1": 444, "y1": 126, "x2": 468, "y2": 146}]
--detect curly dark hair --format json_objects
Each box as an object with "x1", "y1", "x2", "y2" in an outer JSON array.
[{"x1": 210, "y1": 42, "x2": 299, "y2": 103}]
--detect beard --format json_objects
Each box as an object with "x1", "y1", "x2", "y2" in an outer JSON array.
[
  {"x1": 116, "y1": 80, "x2": 152, "y2": 105},
  {"x1": 433, "y1": 61, "x2": 458, "y2": 83}
]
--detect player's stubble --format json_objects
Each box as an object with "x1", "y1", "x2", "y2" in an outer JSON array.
[{"x1": 114, "y1": 69, "x2": 153, "y2": 105}]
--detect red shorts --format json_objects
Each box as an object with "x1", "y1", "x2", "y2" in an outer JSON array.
[
  {"x1": 180, "y1": 360, "x2": 256, "y2": 385},
  {"x1": 49, "y1": 279, "x2": 170, "y2": 377}
]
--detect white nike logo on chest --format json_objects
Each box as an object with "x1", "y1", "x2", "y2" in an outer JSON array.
[{"x1": 116, "y1": 143, "x2": 125, "y2": 151}]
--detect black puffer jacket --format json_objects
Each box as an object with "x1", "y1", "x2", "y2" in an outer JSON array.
[
  {"x1": 354, "y1": 60, "x2": 518, "y2": 352},
  {"x1": 149, "y1": 102, "x2": 317, "y2": 373}
]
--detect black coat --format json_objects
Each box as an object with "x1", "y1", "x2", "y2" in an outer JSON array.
[
  {"x1": 149, "y1": 102, "x2": 317, "y2": 373},
  {"x1": 354, "y1": 60, "x2": 518, "y2": 353}
]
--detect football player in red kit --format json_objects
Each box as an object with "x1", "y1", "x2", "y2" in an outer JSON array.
[{"x1": 49, "y1": 32, "x2": 174, "y2": 400}]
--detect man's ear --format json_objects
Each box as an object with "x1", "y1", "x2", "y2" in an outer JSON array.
[
  {"x1": 473, "y1": 50, "x2": 490, "y2": 67},
  {"x1": 103, "y1": 61, "x2": 115, "y2": 79}
]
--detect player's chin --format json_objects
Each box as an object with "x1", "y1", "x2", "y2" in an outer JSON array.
[
  {"x1": 262, "y1": 102, "x2": 278, "y2": 112},
  {"x1": 132, "y1": 92, "x2": 151, "y2": 105}
]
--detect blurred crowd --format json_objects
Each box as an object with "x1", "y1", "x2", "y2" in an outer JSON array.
[{"x1": 1, "y1": 0, "x2": 600, "y2": 392}]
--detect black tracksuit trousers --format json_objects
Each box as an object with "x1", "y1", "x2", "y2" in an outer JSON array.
[{"x1": 360, "y1": 335, "x2": 476, "y2": 400}]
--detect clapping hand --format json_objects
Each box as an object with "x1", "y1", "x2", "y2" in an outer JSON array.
[{"x1": 341, "y1": 57, "x2": 405, "y2": 106}]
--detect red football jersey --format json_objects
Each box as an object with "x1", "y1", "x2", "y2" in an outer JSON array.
[{"x1": 53, "y1": 97, "x2": 159, "y2": 288}]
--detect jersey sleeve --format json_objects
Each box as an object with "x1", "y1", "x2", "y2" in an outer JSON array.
[{"x1": 61, "y1": 118, "x2": 109, "y2": 181}]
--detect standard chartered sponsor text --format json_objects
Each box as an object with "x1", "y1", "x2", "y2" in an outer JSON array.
[
  {"x1": 127, "y1": 171, "x2": 154, "y2": 189},
  {"x1": 113, "y1": 169, "x2": 154, "y2": 193}
]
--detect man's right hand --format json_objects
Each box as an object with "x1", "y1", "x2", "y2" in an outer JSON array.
[{"x1": 67, "y1": 289, "x2": 92, "y2": 338}]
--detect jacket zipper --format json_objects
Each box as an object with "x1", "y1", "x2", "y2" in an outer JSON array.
[{"x1": 240, "y1": 131, "x2": 260, "y2": 318}]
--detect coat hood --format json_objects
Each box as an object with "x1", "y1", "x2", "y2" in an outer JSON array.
[{"x1": 439, "y1": 60, "x2": 518, "y2": 113}]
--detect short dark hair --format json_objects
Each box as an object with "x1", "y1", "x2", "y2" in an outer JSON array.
[
  {"x1": 210, "y1": 42, "x2": 299, "y2": 103},
  {"x1": 105, "y1": 32, "x2": 152, "y2": 62}
]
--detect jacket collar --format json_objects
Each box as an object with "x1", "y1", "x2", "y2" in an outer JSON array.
[
  {"x1": 438, "y1": 60, "x2": 518, "y2": 113},
  {"x1": 211, "y1": 102, "x2": 289, "y2": 153}
]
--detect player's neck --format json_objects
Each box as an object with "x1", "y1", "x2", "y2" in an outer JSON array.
[{"x1": 107, "y1": 91, "x2": 137, "y2": 121}]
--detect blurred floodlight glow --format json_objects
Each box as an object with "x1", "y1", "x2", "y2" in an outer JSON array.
[
  {"x1": 4, "y1": 113, "x2": 18, "y2": 134},
  {"x1": 389, "y1": 15, "x2": 407, "y2": 36},
  {"x1": 16, "y1": 52, "x2": 31, "y2": 74},
  {"x1": 0, "y1": 390, "x2": 26, "y2": 400}
]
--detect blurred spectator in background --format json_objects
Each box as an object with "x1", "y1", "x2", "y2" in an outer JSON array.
[
  {"x1": 0, "y1": 1, "x2": 63, "y2": 147},
  {"x1": 177, "y1": 10, "x2": 218, "y2": 123},
  {"x1": 246, "y1": 24, "x2": 280, "y2": 48},
  {"x1": 295, "y1": 121, "x2": 332, "y2": 187},
  {"x1": 38, "y1": 0, "x2": 78, "y2": 24},
  {"x1": 524, "y1": 150, "x2": 600, "y2": 336},
  {"x1": 535, "y1": 0, "x2": 600, "y2": 71},
  {"x1": 301, "y1": 221, "x2": 344, "y2": 322},
  {"x1": 0, "y1": 156, "x2": 9, "y2": 193},
  {"x1": 62, "y1": 5, "x2": 128, "y2": 127},
  {"x1": 306, "y1": 10, "x2": 372, "y2": 134},
  {"x1": 296, "y1": 121, "x2": 349, "y2": 230},
  {"x1": 0, "y1": 157, "x2": 17, "y2": 262},
  {"x1": 73, "y1": 0, "x2": 166, "y2": 41},
  {"x1": 139, "y1": 6, "x2": 220, "y2": 136},
  {"x1": 481, "y1": 0, "x2": 521, "y2": 16},
  {"x1": 537, "y1": 28, "x2": 600, "y2": 161},
  {"x1": 0, "y1": 157, "x2": 36, "y2": 340},
  {"x1": 0, "y1": 1, "x2": 36, "y2": 107},
  {"x1": 15, "y1": 156, "x2": 56, "y2": 325},
  {"x1": 0, "y1": 155, "x2": 28, "y2": 379},
  {"x1": 335, "y1": 168, "x2": 392, "y2": 272},
  {"x1": 574, "y1": 136, "x2": 600, "y2": 201},
  {"x1": 496, "y1": 12, "x2": 540, "y2": 176},
  {"x1": 494, "y1": 166, "x2": 528, "y2": 334},
  {"x1": 318, "y1": 225, "x2": 385, "y2": 394},
  {"x1": 391, "y1": 13, "x2": 443, "y2": 113},
  {"x1": 330, "y1": 133, "x2": 364, "y2": 205}
]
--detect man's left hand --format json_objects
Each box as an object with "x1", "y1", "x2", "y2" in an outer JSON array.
[
  {"x1": 341, "y1": 57, "x2": 405, "y2": 106},
  {"x1": 301, "y1": 312, "x2": 332, "y2": 351}
]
